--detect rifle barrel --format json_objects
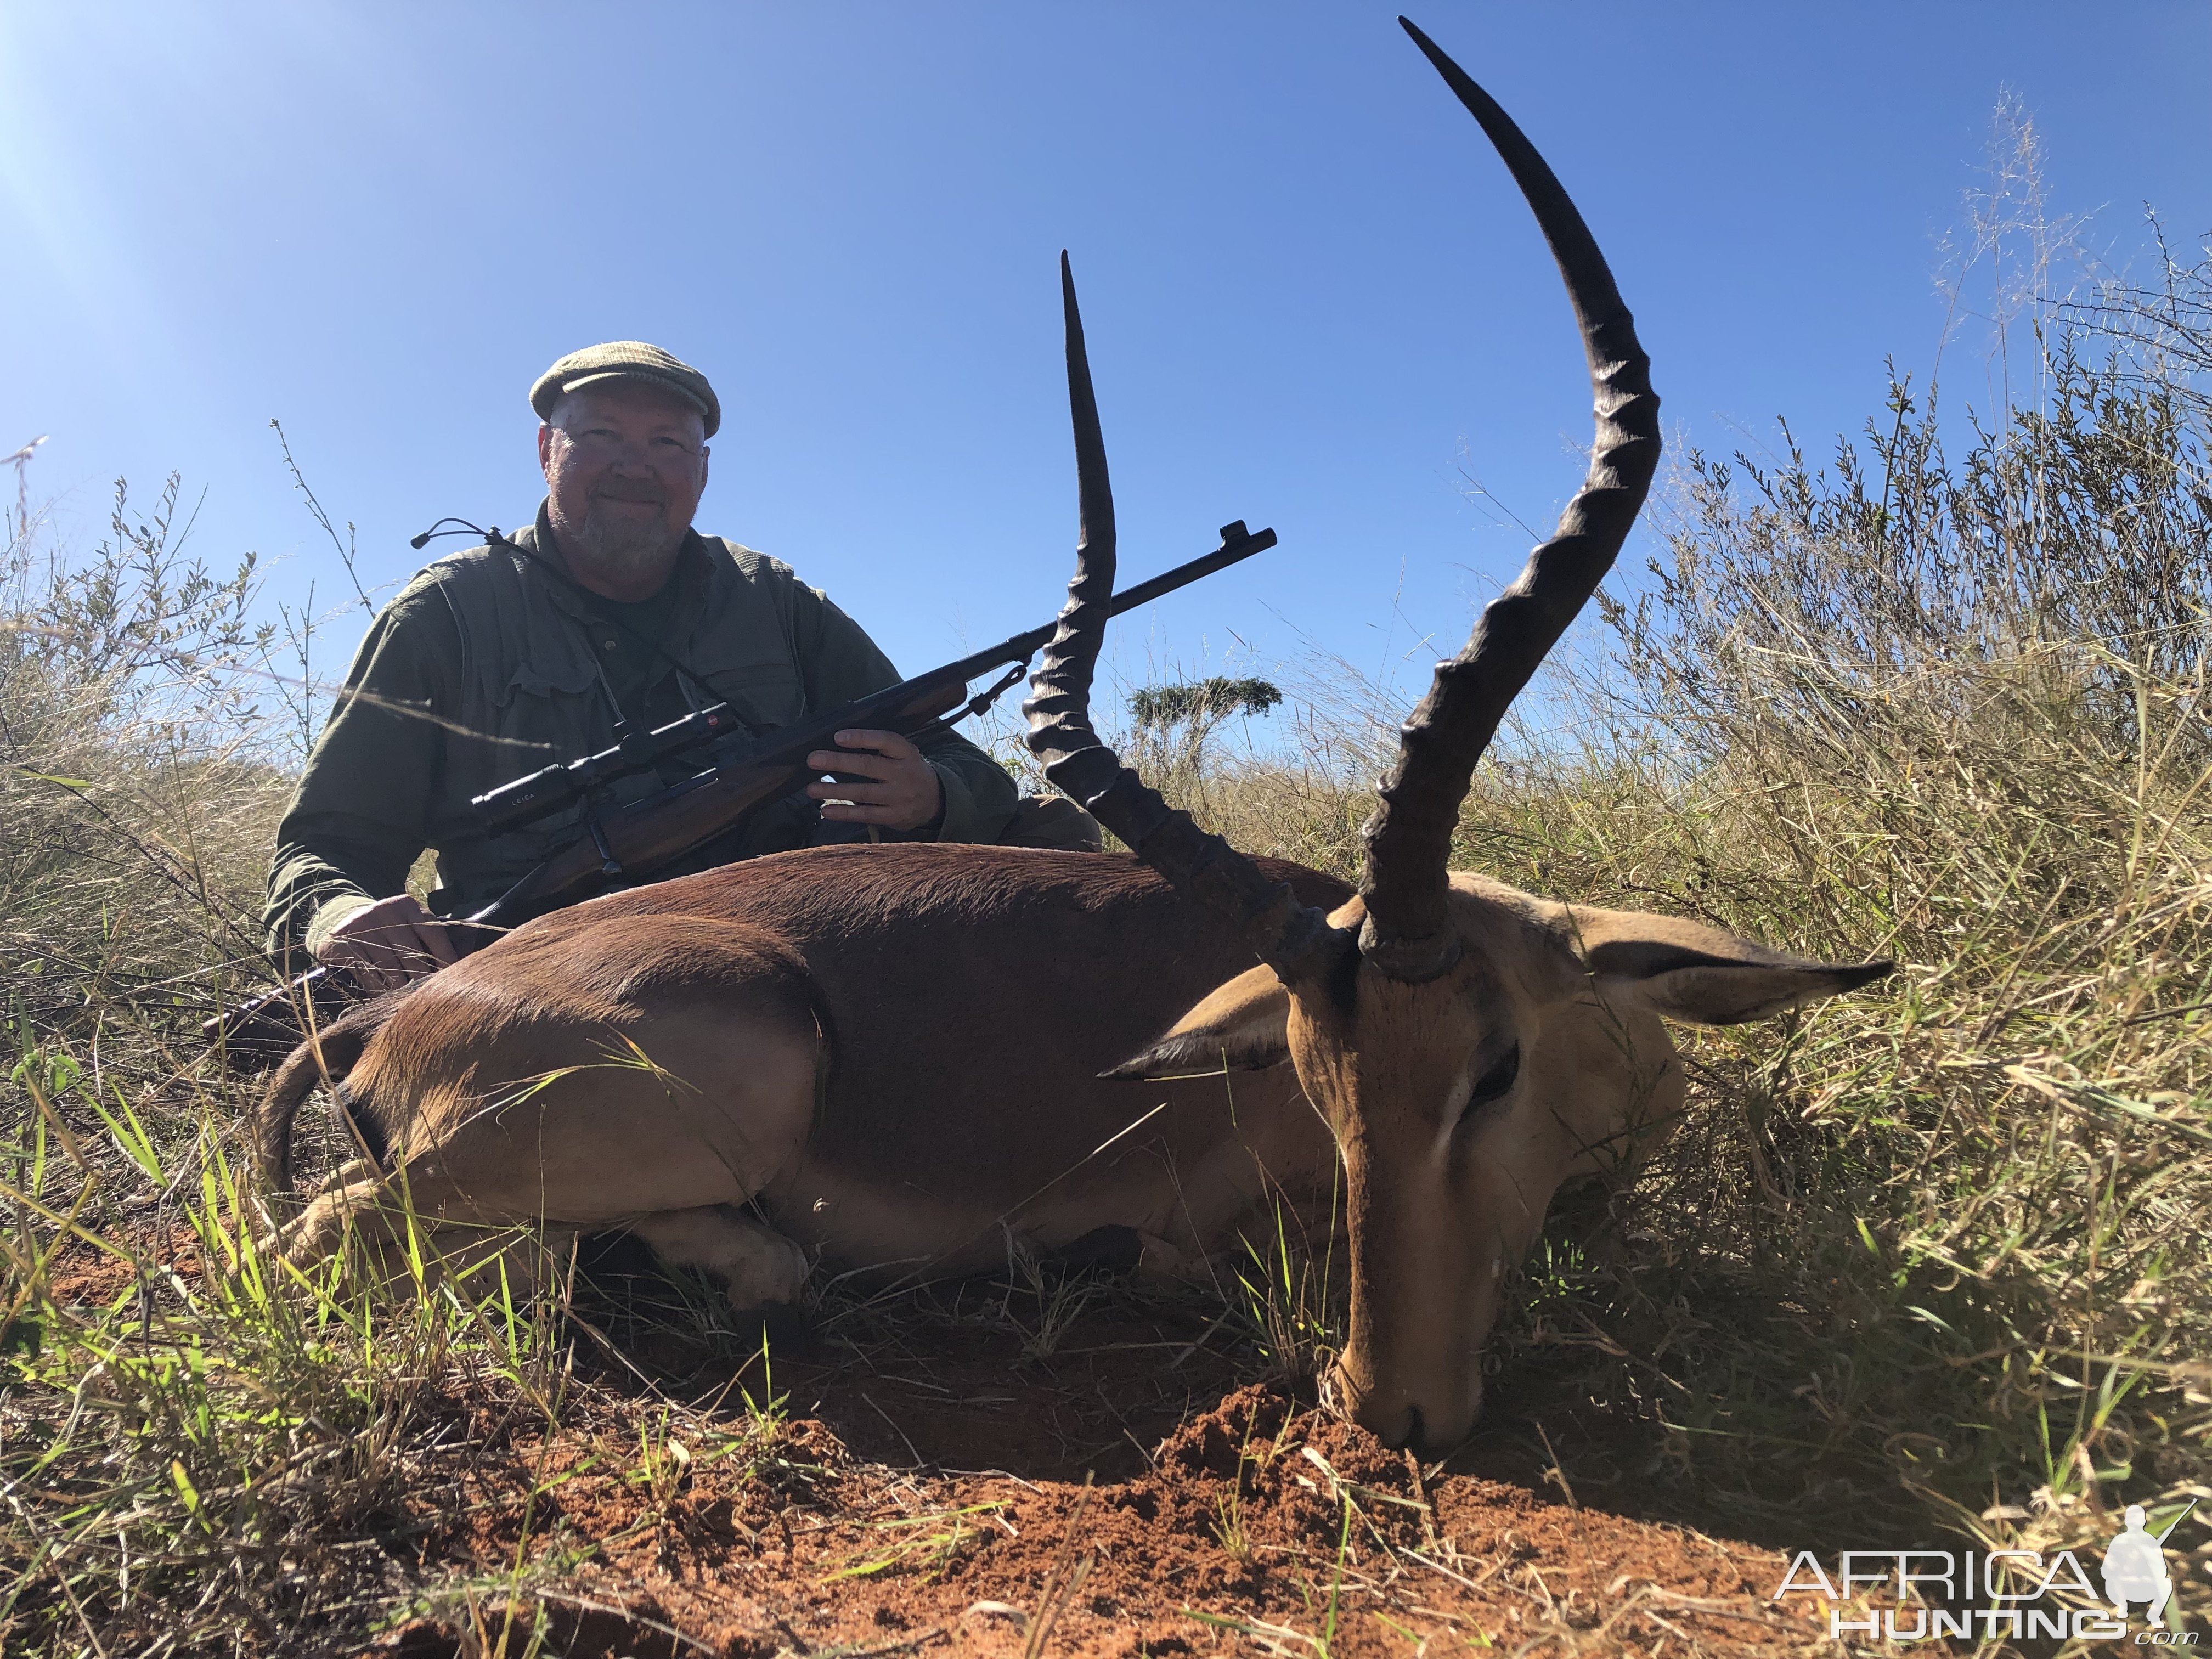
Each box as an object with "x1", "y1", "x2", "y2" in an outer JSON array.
[
  {"x1": 868, "y1": 521, "x2": 1275, "y2": 707},
  {"x1": 1105, "y1": 522, "x2": 1276, "y2": 620}
]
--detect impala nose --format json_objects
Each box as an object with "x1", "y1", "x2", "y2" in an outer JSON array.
[
  {"x1": 1339, "y1": 1365, "x2": 1425, "y2": 1449},
  {"x1": 1357, "y1": 1398, "x2": 1452, "y2": 1457},
  {"x1": 1341, "y1": 1364, "x2": 1482, "y2": 1457},
  {"x1": 1355, "y1": 1398, "x2": 1420, "y2": 1451}
]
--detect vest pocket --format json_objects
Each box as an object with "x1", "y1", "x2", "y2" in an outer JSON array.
[
  {"x1": 482, "y1": 660, "x2": 610, "y2": 773},
  {"x1": 499, "y1": 662, "x2": 603, "y2": 706},
  {"x1": 702, "y1": 663, "x2": 806, "y2": 729}
]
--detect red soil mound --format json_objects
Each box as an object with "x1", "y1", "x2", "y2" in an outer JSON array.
[{"x1": 364, "y1": 1380, "x2": 1841, "y2": 1657}]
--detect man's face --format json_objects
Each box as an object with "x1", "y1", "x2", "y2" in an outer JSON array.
[{"x1": 538, "y1": 381, "x2": 710, "y2": 591}]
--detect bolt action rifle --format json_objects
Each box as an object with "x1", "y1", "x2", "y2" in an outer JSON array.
[{"x1": 204, "y1": 520, "x2": 1277, "y2": 1066}]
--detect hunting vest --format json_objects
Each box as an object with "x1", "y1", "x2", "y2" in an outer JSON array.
[{"x1": 409, "y1": 509, "x2": 834, "y2": 917}]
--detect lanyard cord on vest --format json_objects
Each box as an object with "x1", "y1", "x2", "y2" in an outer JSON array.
[{"x1": 411, "y1": 517, "x2": 770, "y2": 740}]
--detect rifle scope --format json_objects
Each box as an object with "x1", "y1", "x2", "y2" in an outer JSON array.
[{"x1": 472, "y1": 704, "x2": 746, "y2": 838}]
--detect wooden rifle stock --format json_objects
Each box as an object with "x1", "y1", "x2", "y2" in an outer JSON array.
[
  {"x1": 489, "y1": 666, "x2": 983, "y2": 916},
  {"x1": 204, "y1": 522, "x2": 1276, "y2": 1066}
]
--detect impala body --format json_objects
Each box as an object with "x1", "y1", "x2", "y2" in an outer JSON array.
[
  {"x1": 259, "y1": 19, "x2": 1890, "y2": 1457},
  {"x1": 266, "y1": 849, "x2": 1349, "y2": 1297}
]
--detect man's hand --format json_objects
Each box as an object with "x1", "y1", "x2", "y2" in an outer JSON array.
[
  {"x1": 805, "y1": 729, "x2": 944, "y2": 833},
  {"x1": 317, "y1": 894, "x2": 464, "y2": 995}
]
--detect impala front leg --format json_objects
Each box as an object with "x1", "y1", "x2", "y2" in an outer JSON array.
[{"x1": 629, "y1": 1204, "x2": 811, "y2": 1314}]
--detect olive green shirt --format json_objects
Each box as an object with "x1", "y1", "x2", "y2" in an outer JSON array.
[{"x1": 264, "y1": 505, "x2": 1018, "y2": 957}]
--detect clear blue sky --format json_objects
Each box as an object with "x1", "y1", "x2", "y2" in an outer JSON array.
[{"x1": 4, "y1": 3, "x2": 2207, "y2": 719}]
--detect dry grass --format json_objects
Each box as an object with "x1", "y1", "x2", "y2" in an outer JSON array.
[{"x1": 1137, "y1": 245, "x2": 2212, "y2": 1588}]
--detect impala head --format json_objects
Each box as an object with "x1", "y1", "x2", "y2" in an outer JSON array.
[{"x1": 1025, "y1": 18, "x2": 1891, "y2": 1457}]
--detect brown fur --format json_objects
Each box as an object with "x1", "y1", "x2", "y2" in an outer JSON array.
[
  {"x1": 1107, "y1": 871, "x2": 1887, "y2": 1451},
  {"x1": 258, "y1": 846, "x2": 1883, "y2": 1454},
  {"x1": 259, "y1": 847, "x2": 1352, "y2": 1295}
]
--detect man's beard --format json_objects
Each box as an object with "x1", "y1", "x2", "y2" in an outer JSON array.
[{"x1": 568, "y1": 493, "x2": 685, "y2": 579}]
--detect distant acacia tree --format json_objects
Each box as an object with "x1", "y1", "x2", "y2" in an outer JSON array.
[
  {"x1": 1127, "y1": 676, "x2": 1282, "y2": 731},
  {"x1": 1117, "y1": 677, "x2": 1286, "y2": 822}
]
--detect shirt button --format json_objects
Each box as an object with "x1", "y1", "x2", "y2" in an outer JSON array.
[{"x1": 605, "y1": 639, "x2": 619, "y2": 650}]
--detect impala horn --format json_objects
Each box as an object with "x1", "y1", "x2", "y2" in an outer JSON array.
[
  {"x1": 1024, "y1": 23, "x2": 1660, "y2": 988},
  {"x1": 1357, "y1": 17, "x2": 1663, "y2": 981},
  {"x1": 1023, "y1": 253, "x2": 1342, "y2": 983}
]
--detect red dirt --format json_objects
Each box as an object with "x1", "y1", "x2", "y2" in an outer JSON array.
[
  {"x1": 349, "y1": 1289, "x2": 1867, "y2": 1658},
  {"x1": 39, "y1": 1235, "x2": 1912, "y2": 1654},
  {"x1": 363, "y1": 1394, "x2": 1843, "y2": 1657},
  {"x1": 41, "y1": 1223, "x2": 202, "y2": 1307}
]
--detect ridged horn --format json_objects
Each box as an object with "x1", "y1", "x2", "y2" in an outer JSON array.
[
  {"x1": 1357, "y1": 18, "x2": 1663, "y2": 981},
  {"x1": 1023, "y1": 253, "x2": 1341, "y2": 983}
]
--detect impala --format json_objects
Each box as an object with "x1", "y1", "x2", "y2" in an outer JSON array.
[{"x1": 258, "y1": 19, "x2": 1888, "y2": 1455}]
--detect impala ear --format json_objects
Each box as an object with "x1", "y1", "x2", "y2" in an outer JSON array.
[
  {"x1": 1576, "y1": 911, "x2": 1893, "y2": 1028},
  {"x1": 1103, "y1": 964, "x2": 1292, "y2": 1079}
]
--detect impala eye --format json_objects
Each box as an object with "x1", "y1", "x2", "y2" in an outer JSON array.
[{"x1": 1468, "y1": 1043, "x2": 1521, "y2": 1107}]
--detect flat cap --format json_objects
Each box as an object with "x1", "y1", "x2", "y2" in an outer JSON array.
[{"x1": 529, "y1": 341, "x2": 720, "y2": 438}]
